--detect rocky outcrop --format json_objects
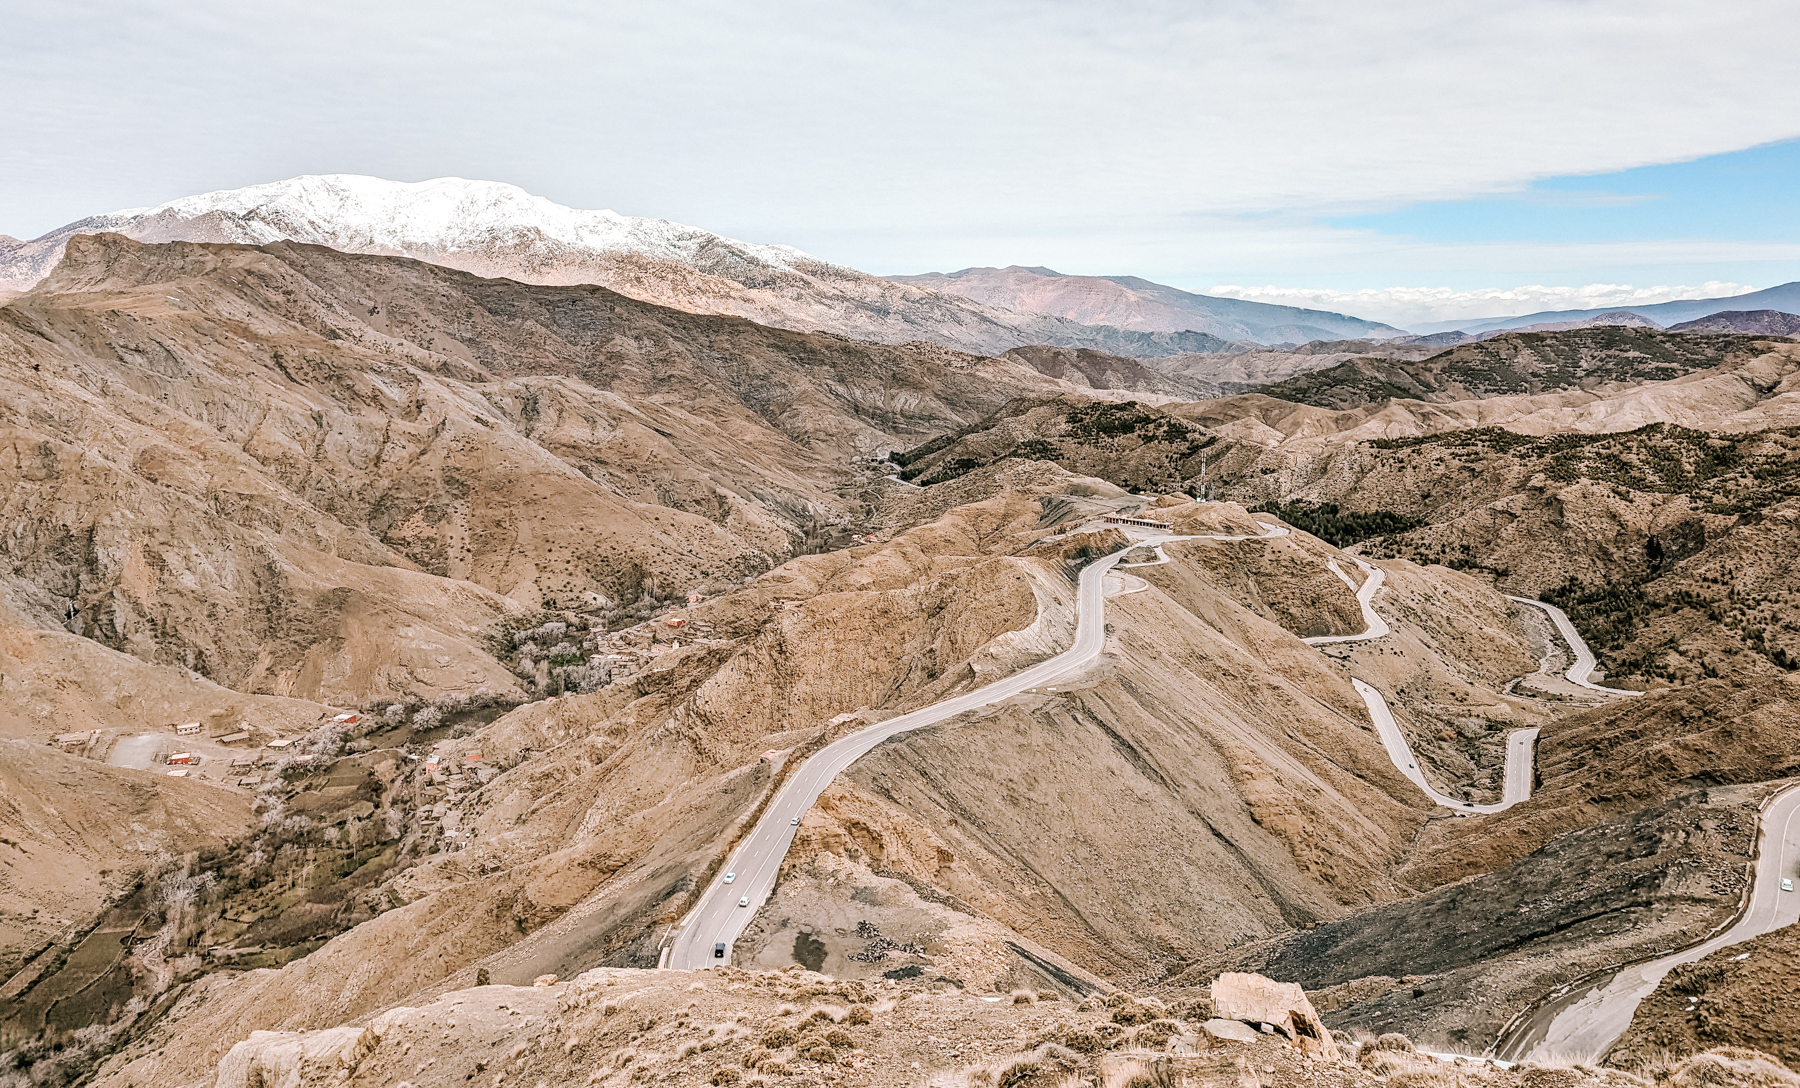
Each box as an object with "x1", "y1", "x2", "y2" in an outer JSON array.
[
  {"x1": 213, "y1": 1026, "x2": 376, "y2": 1088},
  {"x1": 1210, "y1": 972, "x2": 1338, "y2": 1059}
]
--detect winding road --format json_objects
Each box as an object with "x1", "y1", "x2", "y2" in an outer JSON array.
[
  {"x1": 1504, "y1": 596, "x2": 1641, "y2": 697},
  {"x1": 668, "y1": 507, "x2": 1731, "y2": 1045},
  {"x1": 666, "y1": 521, "x2": 1289, "y2": 969},
  {"x1": 1499, "y1": 782, "x2": 1800, "y2": 1061},
  {"x1": 1304, "y1": 557, "x2": 1538, "y2": 815}
]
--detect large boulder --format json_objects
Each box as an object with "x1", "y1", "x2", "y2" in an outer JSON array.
[{"x1": 1209, "y1": 972, "x2": 1339, "y2": 1061}]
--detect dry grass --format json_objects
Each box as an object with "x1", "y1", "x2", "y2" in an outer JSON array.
[{"x1": 1665, "y1": 1048, "x2": 1800, "y2": 1088}]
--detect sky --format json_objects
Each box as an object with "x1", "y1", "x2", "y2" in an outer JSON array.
[{"x1": 4, "y1": 0, "x2": 1800, "y2": 326}]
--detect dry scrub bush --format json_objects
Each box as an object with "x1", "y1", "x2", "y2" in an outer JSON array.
[
  {"x1": 807, "y1": 1006, "x2": 842, "y2": 1023},
  {"x1": 825, "y1": 1028, "x2": 855, "y2": 1049},
  {"x1": 1370, "y1": 1033, "x2": 1416, "y2": 1053},
  {"x1": 756, "y1": 1059, "x2": 791, "y2": 1076},
  {"x1": 800, "y1": 1044, "x2": 837, "y2": 1064},
  {"x1": 843, "y1": 1003, "x2": 874, "y2": 1025},
  {"x1": 1133, "y1": 1020, "x2": 1179, "y2": 1049},
  {"x1": 1063, "y1": 1030, "x2": 1102, "y2": 1054},
  {"x1": 775, "y1": 1003, "x2": 797, "y2": 1016},
  {"x1": 759, "y1": 1026, "x2": 795, "y2": 1049},
  {"x1": 1106, "y1": 1057, "x2": 1177, "y2": 1088},
  {"x1": 709, "y1": 1068, "x2": 741, "y2": 1086},
  {"x1": 1388, "y1": 1072, "x2": 1462, "y2": 1088},
  {"x1": 1111, "y1": 998, "x2": 1167, "y2": 1026}
]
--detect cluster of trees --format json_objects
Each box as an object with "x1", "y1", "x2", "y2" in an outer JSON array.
[{"x1": 1250, "y1": 501, "x2": 1423, "y2": 548}]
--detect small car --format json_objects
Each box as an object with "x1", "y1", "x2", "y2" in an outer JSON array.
[
  {"x1": 791, "y1": 816, "x2": 800, "y2": 825},
  {"x1": 1783, "y1": 878, "x2": 1794, "y2": 892},
  {"x1": 723, "y1": 872, "x2": 736, "y2": 884},
  {"x1": 738, "y1": 896, "x2": 750, "y2": 907},
  {"x1": 713, "y1": 942, "x2": 726, "y2": 958}
]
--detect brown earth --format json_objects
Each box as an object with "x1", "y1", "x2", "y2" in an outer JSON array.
[
  {"x1": 91, "y1": 965, "x2": 1796, "y2": 1088},
  {"x1": 15, "y1": 240, "x2": 1800, "y2": 1088},
  {"x1": 45, "y1": 488, "x2": 1117, "y2": 1084},
  {"x1": 0, "y1": 740, "x2": 250, "y2": 976},
  {"x1": 1254, "y1": 327, "x2": 1777, "y2": 410},
  {"x1": 1170, "y1": 787, "x2": 1766, "y2": 1054},
  {"x1": 0, "y1": 234, "x2": 1111, "y2": 707}
]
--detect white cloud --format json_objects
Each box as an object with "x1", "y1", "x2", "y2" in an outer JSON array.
[
  {"x1": 1207, "y1": 282, "x2": 1760, "y2": 328},
  {"x1": 3, "y1": 0, "x2": 1800, "y2": 275}
]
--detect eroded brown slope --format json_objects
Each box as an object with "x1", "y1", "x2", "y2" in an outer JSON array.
[
  {"x1": 0, "y1": 234, "x2": 1083, "y2": 705},
  {"x1": 71, "y1": 488, "x2": 1111, "y2": 1084}
]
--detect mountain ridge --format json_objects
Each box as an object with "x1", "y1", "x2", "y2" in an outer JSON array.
[
  {"x1": 1, "y1": 176, "x2": 1251, "y2": 358},
  {"x1": 890, "y1": 264, "x2": 1408, "y2": 342},
  {"x1": 1409, "y1": 283, "x2": 1800, "y2": 336}
]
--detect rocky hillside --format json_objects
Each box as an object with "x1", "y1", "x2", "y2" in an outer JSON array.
[
  {"x1": 995, "y1": 345, "x2": 1223, "y2": 400},
  {"x1": 1612, "y1": 918, "x2": 1800, "y2": 1071},
  {"x1": 91, "y1": 964, "x2": 1800, "y2": 1088},
  {"x1": 1255, "y1": 327, "x2": 1775, "y2": 409},
  {"x1": 1669, "y1": 310, "x2": 1800, "y2": 336},
  {"x1": 16, "y1": 226, "x2": 1800, "y2": 1088},
  {"x1": 0, "y1": 233, "x2": 1134, "y2": 709},
  {"x1": 1147, "y1": 338, "x2": 1451, "y2": 395},
  {"x1": 890, "y1": 397, "x2": 1227, "y2": 493},
  {"x1": 0, "y1": 176, "x2": 1234, "y2": 358}
]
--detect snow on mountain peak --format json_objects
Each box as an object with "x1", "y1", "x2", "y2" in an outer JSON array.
[{"x1": 114, "y1": 174, "x2": 817, "y2": 273}]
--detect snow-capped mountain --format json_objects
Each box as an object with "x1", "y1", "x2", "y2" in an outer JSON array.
[{"x1": 0, "y1": 175, "x2": 1234, "y2": 357}]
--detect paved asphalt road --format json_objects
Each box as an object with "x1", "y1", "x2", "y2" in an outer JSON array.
[
  {"x1": 1306, "y1": 559, "x2": 1538, "y2": 815},
  {"x1": 1505, "y1": 596, "x2": 1641, "y2": 697},
  {"x1": 1302, "y1": 558, "x2": 1391, "y2": 645},
  {"x1": 667, "y1": 521, "x2": 1289, "y2": 969},
  {"x1": 1353, "y1": 678, "x2": 1538, "y2": 815},
  {"x1": 1501, "y1": 782, "x2": 1800, "y2": 1061}
]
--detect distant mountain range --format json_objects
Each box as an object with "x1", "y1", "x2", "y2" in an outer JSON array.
[
  {"x1": 0, "y1": 175, "x2": 1367, "y2": 359},
  {"x1": 1667, "y1": 309, "x2": 1800, "y2": 336},
  {"x1": 1407, "y1": 283, "x2": 1800, "y2": 336},
  {"x1": 889, "y1": 265, "x2": 1406, "y2": 343}
]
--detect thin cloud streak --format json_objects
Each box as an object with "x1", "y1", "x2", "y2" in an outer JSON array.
[{"x1": 1208, "y1": 282, "x2": 1760, "y2": 328}]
